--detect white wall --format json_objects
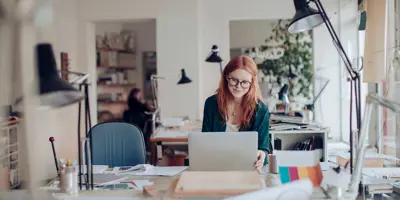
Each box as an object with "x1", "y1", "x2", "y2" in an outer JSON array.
[
  {"x1": 229, "y1": 20, "x2": 277, "y2": 49},
  {"x1": 123, "y1": 19, "x2": 157, "y2": 92}
]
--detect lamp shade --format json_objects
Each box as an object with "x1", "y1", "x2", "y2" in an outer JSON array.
[
  {"x1": 205, "y1": 45, "x2": 222, "y2": 63},
  {"x1": 36, "y1": 43, "x2": 84, "y2": 108},
  {"x1": 287, "y1": 0, "x2": 324, "y2": 33},
  {"x1": 177, "y1": 69, "x2": 192, "y2": 84}
]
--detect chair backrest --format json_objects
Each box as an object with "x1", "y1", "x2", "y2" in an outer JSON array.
[{"x1": 89, "y1": 122, "x2": 147, "y2": 167}]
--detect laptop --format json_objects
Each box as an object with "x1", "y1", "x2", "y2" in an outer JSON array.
[{"x1": 188, "y1": 131, "x2": 258, "y2": 171}]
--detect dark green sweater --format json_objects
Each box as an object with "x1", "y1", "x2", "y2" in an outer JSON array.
[{"x1": 201, "y1": 95, "x2": 270, "y2": 164}]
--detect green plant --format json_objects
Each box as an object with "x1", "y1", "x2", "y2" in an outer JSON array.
[{"x1": 255, "y1": 19, "x2": 314, "y2": 101}]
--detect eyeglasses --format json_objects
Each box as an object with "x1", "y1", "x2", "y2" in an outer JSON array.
[{"x1": 226, "y1": 77, "x2": 251, "y2": 89}]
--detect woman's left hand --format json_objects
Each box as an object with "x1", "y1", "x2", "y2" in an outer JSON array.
[{"x1": 255, "y1": 150, "x2": 266, "y2": 171}]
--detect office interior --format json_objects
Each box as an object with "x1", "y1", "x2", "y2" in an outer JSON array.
[{"x1": 0, "y1": 0, "x2": 400, "y2": 199}]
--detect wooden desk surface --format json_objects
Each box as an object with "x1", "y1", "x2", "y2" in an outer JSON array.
[
  {"x1": 150, "y1": 121, "x2": 202, "y2": 143},
  {"x1": 47, "y1": 172, "x2": 328, "y2": 200}
]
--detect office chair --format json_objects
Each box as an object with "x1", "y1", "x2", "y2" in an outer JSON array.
[{"x1": 89, "y1": 122, "x2": 147, "y2": 167}]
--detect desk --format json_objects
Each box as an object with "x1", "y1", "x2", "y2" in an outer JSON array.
[
  {"x1": 150, "y1": 121, "x2": 201, "y2": 165},
  {"x1": 47, "y1": 168, "x2": 329, "y2": 199},
  {"x1": 151, "y1": 122, "x2": 329, "y2": 165}
]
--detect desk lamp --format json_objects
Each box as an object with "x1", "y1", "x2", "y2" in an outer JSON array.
[
  {"x1": 205, "y1": 45, "x2": 223, "y2": 73},
  {"x1": 278, "y1": 84, "x2": 290, "y2": 114},
  {"x1": 150, "y1": 69, "x2": 192, "y2": 134},
  {"x1": 288, "y1": 0, "x2": 362, "y2": 174},
  {"x1": 15, "y1": 43, "x2": 84, "y2": 110}
]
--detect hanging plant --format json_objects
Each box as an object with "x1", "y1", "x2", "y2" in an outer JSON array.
[{"x1": 248, "y1": 19, "x2": 314, "y2": 102}]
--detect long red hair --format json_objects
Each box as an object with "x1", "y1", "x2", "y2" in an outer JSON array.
[{"x1": 216, "y1": 55, "x2": 262, "y2": 127}]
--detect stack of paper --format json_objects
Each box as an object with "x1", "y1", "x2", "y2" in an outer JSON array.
[
  {"x1": 136, "y1": 166, "x2": 188, "y2": 176},
  {"x1": 154, "y1": 131, "x2": 188, "y2": 138}
]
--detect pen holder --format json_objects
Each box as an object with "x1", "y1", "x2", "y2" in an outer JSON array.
[
  {"x1": 60, "y1": 165, "x2": 78, "y2": 195},
  {"x1": 268, "y1": 154, "x2": 278, "y2": 174}
]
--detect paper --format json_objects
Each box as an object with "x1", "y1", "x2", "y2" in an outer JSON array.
[
  {"x1": 224, "y1": 179, "x2": 313, "y2": 200},
  {"x1": 75, "y1": 165, "x2": 109, "y2": 174},
  {"x1": 135, "y1": 166, "x2": 188, "y2": 176},
  {"x1": 154, "y1": 131, "x2": 188, "y2": 138},
  {"x1": 161, "y1": 117, "x2": 184, "y2": 127},
  {"x1": 126, "y1": 180, "x2": 153, "y2": 190},
  {"x1": 81, "y1": 174, "x2": 128, "y2": 186},
  {"x1": 112, "y1": 164, "x2": 152, "y2": 174},
  {"x1": 321, "y1": 168, "x2": 351, "y2": 188}
]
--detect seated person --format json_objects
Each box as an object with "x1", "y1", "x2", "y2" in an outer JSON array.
[
  {"x1": 123, "y1": 88, "x2": 153, "y2": 150},
  {"x1": 202, "y1": 55, "x2": 270, "y2": 171}
]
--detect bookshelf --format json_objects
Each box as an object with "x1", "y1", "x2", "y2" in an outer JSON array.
[
  {"x1": 96, "y1": 48, "x2": 137, "y2": 121},
  {"x1": 0, "y1": 119, "x2": 21, "y2": 189}
]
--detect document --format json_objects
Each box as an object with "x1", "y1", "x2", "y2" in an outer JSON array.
[
  {"x1": 135, "y1": 166, "x2": 188, "y2": 176},
  {"x1": 154, "y1": 131, "x2": 188, "y2": 138}
]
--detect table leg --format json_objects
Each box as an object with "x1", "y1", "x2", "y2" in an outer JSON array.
[
  {"x1": 156, "y1": 142, "x2": 163, "y2": 161},
  {"x1": 150, "y1": 142, "x2": 157, "y2": 165}
]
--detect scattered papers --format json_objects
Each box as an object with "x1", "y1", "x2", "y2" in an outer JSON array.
[
  {"x1": 75, "y1": 165, "x2": 108, "y2": 174},
  {"x1": 81, "y1": 174, "x2": 128, "y2": 186},
  {"x1": 135, "y1": 166, "x2": 188, "y2": 176},
  {"x1": 154, "y1": 131, "x2": 188, "y2": 138},
  {"x1": 112, "y1": 164, "x2": 152, "y2": 174},
  {"x1": 322, "y1": 168, "x2": 351, "y2": 188},
  {"x1": 121, "y1": 180, "x2": 154, "y2": 190}
]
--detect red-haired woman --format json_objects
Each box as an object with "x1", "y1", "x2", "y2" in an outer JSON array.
[{"x1": 202, "y1": 55, "x2": 270, "y2": 170}]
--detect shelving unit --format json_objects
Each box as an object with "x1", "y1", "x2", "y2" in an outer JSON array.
[
  {"x1": 0, "y1": 119, "x2": 20, "y2": 189},
  {"x1": 96, "y1": 47, "x2": 137, "y2": 122}
]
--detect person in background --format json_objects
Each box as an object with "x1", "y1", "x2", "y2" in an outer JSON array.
[
  {"x1": 123, "y1": 88, "x2": 154, "y2": 150},
  {"x1": 201, "y1": 55, "x2": 270, "y2": 171}
]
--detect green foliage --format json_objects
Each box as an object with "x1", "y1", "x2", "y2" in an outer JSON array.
[{"x1": 257, "y1": 19, "x2": 314, "y2": 101}]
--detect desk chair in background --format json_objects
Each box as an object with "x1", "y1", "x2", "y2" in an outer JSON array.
[{"x1": 90, "y1": 122, "x2": 147, "y2": 167}]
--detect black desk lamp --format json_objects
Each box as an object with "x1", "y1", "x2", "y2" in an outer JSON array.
[
  {"x1": 205, "y1": 45, "x2": 223, "y2": 73},
  {"x1": 287, "y1": 0, "x2": 363, "y2": 174},
  {"x1": 278, "y1": 84, "x2": 290, "y2": 114},
  {"x1": 177, "y1": 69, "x2": 192, "y2": 84},
  {"x1": 15, "y1": 43, "x2": 84, "y2": 110}
]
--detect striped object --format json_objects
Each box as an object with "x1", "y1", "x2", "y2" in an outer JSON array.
[
  {"x1": 275, "y1": 150, "x2": 323, "y2": 187},
  {"x1": 279, "y1": 164, "x2": 323, "y2": 187}
]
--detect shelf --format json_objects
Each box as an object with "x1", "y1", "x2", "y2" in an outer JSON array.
[
  {"x1": 98, "y1": 101, "x2": 127, "y2": 104},
  {"x1": 97, "y1": 66, "x2": 136, "y2": 70},
  {"x1": 97, "y1": 82, "x2": 136, "y2": 87},
  {"x1": 97, "y1": 48, "x2": 135, "y2": 54}
]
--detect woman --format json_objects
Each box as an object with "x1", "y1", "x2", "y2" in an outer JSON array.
[
  {"x1": 123, "y1": 88, "x2": 154, "y2": 150},
  {"x1": 202, "y1": 55, "x2": 270, "y2": 170}
]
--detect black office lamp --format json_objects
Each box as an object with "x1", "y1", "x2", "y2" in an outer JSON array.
[
  {"x1": 288, "y1": 0, "x2": 362, "y2": 174},
  {"x1": 177, "y1": 69, "x2": 192, "y2": 84},
  {"x1": 205, "y1": 45, "x2": 223, "y2": 73},
  {"x1": 15, "y1": 43, "x2": 84, "y2": 110},
  {"x1": 278, "y1": 84, "x2": 290, "y2": 114}
]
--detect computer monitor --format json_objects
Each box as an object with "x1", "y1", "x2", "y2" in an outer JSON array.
[{"x1": 188, "y1": 131, "x2": 258, "y2": 171}]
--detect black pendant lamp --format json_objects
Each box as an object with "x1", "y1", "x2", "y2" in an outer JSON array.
[
  {"x1": 36, "y1": 43, "x2": 84, "y2": 108},
  {"x1": 205, "y1": 45, "x2": 223, "y2": 73},
  {"x1": 287, "y1": 0, "x2": 324, "y2": 33},
  {"x1": 177, "y1": 69, "x2": 192, "y2": 84}
]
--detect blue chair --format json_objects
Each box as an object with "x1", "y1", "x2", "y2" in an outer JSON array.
[{"x1": 89, "y1": 122, "x2": 147, "y2": 167}]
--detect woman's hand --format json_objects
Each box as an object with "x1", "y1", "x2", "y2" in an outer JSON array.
[{"x1": 255, "y1": 150, "x2": 266, "y2": 171}]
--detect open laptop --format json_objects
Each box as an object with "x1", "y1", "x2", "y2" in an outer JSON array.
[{"x1": 188, "y1": 131, "x2": 258, "y2": 171}]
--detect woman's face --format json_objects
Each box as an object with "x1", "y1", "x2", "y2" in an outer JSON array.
[{"x1": 227, "y1": 69, "x2": 252, "y2": 99}]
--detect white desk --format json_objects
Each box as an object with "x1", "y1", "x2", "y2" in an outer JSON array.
[{"x1": 270, "y1": 128, "x2": 330, "y2": 162}]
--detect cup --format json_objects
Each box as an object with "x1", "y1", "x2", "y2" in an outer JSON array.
[{"x1": 60, "y1": 165, "x2": 78, "y2": 195}]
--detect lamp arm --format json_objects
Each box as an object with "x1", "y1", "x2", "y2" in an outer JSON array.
[
  {"x1": 347, "y1": 93, "x2": 400, "y2": 196},
  {"x1": 311, "y1": 79, "x2": 330, "y2": 106},
  {"x1": 312, "y1": 0, "x2": 358, "y2": 79}
]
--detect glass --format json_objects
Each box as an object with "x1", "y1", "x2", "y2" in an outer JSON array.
[{"x1": 227, "y1": 77, "x2": 251, "y2": 89}]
